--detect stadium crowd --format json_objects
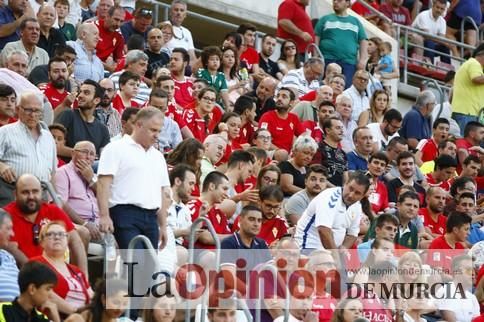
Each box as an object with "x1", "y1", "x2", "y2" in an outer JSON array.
[{"x1": 0, "y1": 0, "x2": 483, "y2": 321}]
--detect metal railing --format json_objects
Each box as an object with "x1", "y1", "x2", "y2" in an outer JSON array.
[
  {"x1": 255, "y1": 263, "x2": 289, "y2": 322},
  {"x1": 460, "y1": 16, "x2": 480, "y2": 58}
]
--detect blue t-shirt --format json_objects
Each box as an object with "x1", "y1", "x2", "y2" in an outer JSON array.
[
  {"x1": 120, "y1": 21, "x2": 152, "y2": 42},
  {"x1": 0, "y1": 7, "x2": 19, "y2": 51},
  {"x1": 346, "y1": 151, "x2": 369, "y2": 171},
  {"x1": 399, "y1": 106, "x2": 432, "y2": 142},
  {"x1": 378, "y1": 54, "x2": 394, "y2": 73}
]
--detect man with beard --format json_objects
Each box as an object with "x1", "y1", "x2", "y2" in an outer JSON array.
[
  {"x1": 309, "y1": 100, "x2": 336, "y2": 143},
  {"x1": 42, "y1": 58, "x2": 76, "y2": 118},
  {"x1": 312, "y1": 116, "x2": 348, "y2": 187},
  {"x1": 415, "y1": 118, "x2": 450, "y2": 166},
  {"x1": 4, "y1": 174, "x2": 87, "y2": 274},
  {"x1": 418, "y1": 187, "x2": 447, "y2": 238},
  {"x1": 255, "y1": 34, "x2": 283, "y2": 82},
  {"x1": 170, "y1": 48, "x2": 193, "y2": 108},
  {"x1": 55, "y1": 79, "x2": 110, "y2": 158},
  {"x1": 258, "y1": 87, "x2": 303, "y2": 153},
  {"x1": 95, "y1": 78, "x2": 122, "y2": 138},
  {"x1": 37, "y1": 5, "x2": 65, "y2": 58},
  {"x1": 95, "y1": 5, "x2": 125, "y2": 72},
  {"x1": 347, "y1": 126, "x2": 374, "y2": 171},
  {"x1": 367, "y1": 109, "x2": 402, "y2": 152},
  {"x1": 285, "y1": 164, "x2": 328, "y2": 226},
  {"x1": 0, "y1": 91, "x2": 56, "y2": 207},
  {"x1": 145, "y1": 28, "x2": 170, "y2": 79},
  {"x1": 248, "y1": 77, "x2": 277, "y2": 120},
  {"x1": 0, "y1": 18, "x2": 49, "y2": 75}
]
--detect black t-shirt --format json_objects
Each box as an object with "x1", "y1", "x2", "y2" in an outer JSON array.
[
  {"x1": 386, "y1": 178, "x2": 427, "y2": 206},
  {"x1": 55, "y1": 109, "x2": 110, "y2": 155},
  {"x1": 316, "y1": 141, "x2": 348, "y2": 187},
  {"x1": 145, "y1": 49, "x2": 170, "y2": 79},
  {"x1": 259, "y1": 54, "x2": 281, "y2": 79},
  {"x1": 247, "y1": 91, "x2": 275, "y2": 121},
  {"x1": 38, "y1": 28, "x2": 66, "y2": 57},
  {"x1": 278, "y1": 161, "x2": 306, "y2": 197}
]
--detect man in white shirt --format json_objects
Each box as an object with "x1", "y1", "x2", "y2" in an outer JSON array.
[
  {"x1": 411, "y1": 0, "x2": 450, "y2": 63},
  {"x1": 279, "y1": 57, "x2": 324, "y2": 97},
  {"x1": 367, "y1": 108, "x2": 402, "y2": 152},
  {"x1": 165, "y1": 0, "x2": 196, "y2": 68},
  {"x1": 342, "y1": 70, "x2": 370, "y2": 122}
]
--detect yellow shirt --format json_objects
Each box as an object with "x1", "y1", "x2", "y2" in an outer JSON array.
[{"x1": 451, "y1": 58, "x2": 484, "y2": 116}]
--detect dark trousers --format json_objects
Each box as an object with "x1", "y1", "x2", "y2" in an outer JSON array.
[
  {"x1": 325, "y1": 59, "x2": 356, "y2": 89},
  {"x1": 424, "y1": 40, "x2": 451, "y2": 64},
  {"x1": 109, "y1": 204, "x2": 159, "y2": 249}
]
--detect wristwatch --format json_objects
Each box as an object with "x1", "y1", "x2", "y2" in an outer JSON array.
[{"x1": 88, "y1": 175, "x2": 98, "y2": 187}]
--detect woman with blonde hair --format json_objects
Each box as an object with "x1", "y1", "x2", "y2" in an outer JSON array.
[{"x1": 358, "y1": 89, "x2": 390, "y2": 126}]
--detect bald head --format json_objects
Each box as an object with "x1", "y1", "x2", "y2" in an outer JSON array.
[
  {"x1": 316, "y1": 85, "x2": 333, "y2": 102},
  {"x1": 15, "y1": 174, "x2": 43, "y2": 215},
  {"x1": 256, "y1": 77, "x2": 277, "y2": 101},
  {"x1": 16, "y1": 174, "x2": 41, "y2": 191}
]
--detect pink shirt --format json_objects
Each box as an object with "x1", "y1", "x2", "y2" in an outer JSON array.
[{"x1": 54, "y1": 162, "x2": 99, "y2": 223}]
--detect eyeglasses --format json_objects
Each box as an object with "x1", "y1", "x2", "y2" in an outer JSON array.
[
  {"x1": 263, "y1": 203, "x2": 281, "y2": 211},
  {"x1": 201, "y1": 96, "x2": 216, "y2": 103},
  {"x1": 33, "y1": 224, "x2": 40, "y2": 245},
  {"x1": 44, "y1": 231, "x2": 68, "y2": 239},
  {"x1": 74, "y1": 149, "x2": 96, "y2": 157},
  {"x1": 21, "y1": 106, "x2": 42, "y2": 115},
  {"x1": 138, "y1": 8, "x2": 152, "y2": 16},
  {"x1": 257, "y1": 135, "x2": 272, "y2": 141}
]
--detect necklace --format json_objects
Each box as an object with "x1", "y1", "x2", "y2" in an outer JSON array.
[{"x1": 172, "y1": 26, "x2": 185, "y2": 40}]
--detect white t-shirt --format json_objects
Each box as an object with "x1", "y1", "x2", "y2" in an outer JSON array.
[
  {"x1": 367, "y1": 122, "x2": 399, "y2": 151},
  {"x1": 294, "y1": 187, "x2": 362, "y2": 249},
  {"x1": 435, "y1": 283, "x2": 479, "y2": 322},
  {"x1": 98, "y1": 135, "x2": 170, "y2": 209},
  {"x1": 412, "y1": 9, "x2": 446, "y2": 36},
  {"x1": 165, "y1": 25, "x2": 195, "y2": 51}
]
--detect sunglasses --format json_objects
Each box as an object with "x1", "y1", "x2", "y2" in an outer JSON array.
[
  {"x1": 138, "y1": 8, "x2": 153, "y2": 17},
  {"x1": 33, "y1": 224, "x2": 40, "y2": 245}
]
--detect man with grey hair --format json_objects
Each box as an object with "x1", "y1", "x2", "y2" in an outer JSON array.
[
  {"x1": 399, "y1": 90, "x2": 435, "y2": 150},
  {"x1": 0, "y1": 209, "x2": 20, "y2": 301},
  {"x1": 66, "y1": 22, "x2": 104, "y2": 81},
  {"x1": 37, "y1": 4, "x2": 66, "y2": 57},
  {"x1": 291, "y1": 84, "x2": 333, "y2": 123},
  {"x1": 201, "y1": 134, "x2": 228, "y2": 184},
  {"x1": 109, "y1": 49, "x2": 151, "y2": 104},
  {"x1": 0, "y1": 91, "x2": 56, "y2": 206},
  {"x1": 4, "y1": 50, "x2": 28, "y2": 77},
  {"x1": 279, "y1": 57, "x2": 324, "y2": 97},
  {"x1": 342, "y1": 70, "x2": 370, "y2": 122},
  {"x1": 165, "y1": 0, "x2": 196, "y2": 67}
]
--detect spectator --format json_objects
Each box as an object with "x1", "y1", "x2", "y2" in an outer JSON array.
[
  {"x1": 112, "y1": 71, "x2": 140, "y2": 113},
  {"x1": 411, "y1": 0, "x2": 450, "y2": 63},
  {"x1": 257, "y1": 34, "x2": 283, "y2": 81},
  {"x1": 49, "y1": 123, "x2": 67, "y2": 168},
  {"x1": 55, "y1": 79, "x2": 110, "y2": 157},
  {"x1": 43, "y1": 57, "x2": 76, "y2": 118},
  {"x1": 169, "y1": 47, "x2": 193, "y2": 108},
  {"x1": 232, "y1": 95, "x2": 257, "y2": 148},
  {"x1": 279, "y1": 135, "x2": 318, "y2": 197},
  {"x1": 358, "y1": 213, "x2": 398, "y2": 262},
  {"x1": 347, "y1": 126, "x2": 374, "y2": 171},
  {"x1": 54, "y1": 0, "x2": 76, "y2": 41},
  {"x1": 0, "y1": 84, "x2": 17, "y2": 127},
  {"x1": 399, "y1": 90, "x2": 436, "y2": 150},
  {"x1": 277, "y1": 0, "x2": 314, "y2": 60},
  {"x1": 95, "y1": 78, "x2": 122, "y2": 138},
  {"x1": 450, "y1": 44, "x2": 484, "y2": 134},
  {"x1": 97, "y1": 108, "x2": 171, "y2": 250},
  {"x1": 109, "y1": 49, "x2": 150, "y2": 104},
  {"x1": 415, "y1": 117, "x2": 450, "y2": 166},
  {"x1": 420, "y1": 139, "x2": 458, "y2": 176},
  {"x1": 393, "y1": 191, "x2": 420, "y2": 249},
  {"x1": 165, "y1": 0, "x2": 197, "y2": 67},
  {"x1": 425, "y1": 154, "x2": 458, "y2": 191},
  {"x1": 366, "y1": 37, "x2": 383, "y2": 73},
  {"x1": 182, "y1": 87, "x2": 217, "y2": 142},
  {"x1": 308, "y1": 100, "x2": 336, "y2": 143},
  {"x1": 456, "y1": 121, "x2": 484, "y2": 173},
  {"x1": 0, "y1": 91, "x2": 56, "y2": 206},
  {"x1": 220, "y1": 45, "x2": 246, "y2": 107},
  {"x1": 277, "y1": 39, "x2": 301, "y2": 76},
  {"x1": 200, "y1": 134, "x2": 227, "y2": 184},
  {"x1": 94, "y1": 4, "x2": 125, "y2": 72},
  {"x1": 80, "y1": 0, "x2": 95, "y2": 22},
  {"x1": 258, "y1": 87, "x2": 304, "y2": 153},
  {"x1": 334, "y1": 94, "x2": 357, "y2": 152},
  {"x1": 330, "y1": 299, "x2": 364, "y2": 322},
  {"x1": 322, "y1": 62, "x2": 343, "y2": 86},
  {"x1": 249, "y1": 76, "x2": 277, "y2": 120},
  {"x1": 384, "y1": 137, "x2": 422, "y2": 184},
  {"x1": 5, "y1": 174, "x2": 87, "y2": 274},
  {"x1": 0, "y1": 209, "x2": 20, "y2": 302},
  {"x1": 419, "y1": 186, "x2": 448, "y2": 237},
  {"x1": 0, "y1": 0, "x2": 35, "y2": 51},
  {"x1": 373, "y1": 42, "x2": 398, "y2": 85},
  {"x1": 0, "y1": 261, "x2": 59, "y2": 322},
  {"x1": 445, "y1": 0, "x2": 481, "y2": 57},
  {"x1": 279, "y1": 57, "x2": 324, "y2": 97},
  {"x1": 256, "y1": 164, "x2": 281, "y2": 190},
  {"x1": 292, "y1": 85, "x2": 333, "y2": 124},
  {"x1": 366, "y1": 152, "x2": 390, "y2": 214},
  {"x1": 358, "y1": 89, "x2": 390, "y2": 127},
  {"x1": 386, "y1": 151, "x2": 426, "y2": 204},
  {"x1": 236, "y1": 23, "x2": 260, "y2": 75},
  {"x1": 214, "y1": 112, "x2": 243, "y2": 164},
  {"x1": 31, "y1": 221, "x2": 93, "y2": 316},
  {"x1": 315, "y1": 0, "x2": 368, "y2": 85},
  {"x1": 285, "y1": 164, "x2": 328, "y2": 226},
  {"x1": 1, "y1": 18, "x2": 49, "y2": 75},
  {"x1": 37, "y1": 5, "x2": 65, "y2": 58},
  {"x1": 141, "y1": 293, "x2": 178, "y2": 322},
  {"x1": 342, "y1": 70, "x2": 370, "y2": 122},
  {"x1": 120, "y1": 8, "x2": 153, "y2": 42},
  {"x1": 91, "y1": 0, "x2": 114, "y2": 22},
  {"x1": 55, "y1": 141, "x2": 101, "y2": 241},
  {"x1": 225, "y1": 150, "x2": 257, "y2": 207},
  {"x1": 4, "y1": 50, "x2": 29, "y2": 78},
  {"x1": 67, "y1": 22, "x2": 104, "y2": 82},
  {"x1": 353, "y1": 238, "x2": 396, "y2": 284},
  {"x1": 459, "y1": 155, "x2": 481, "y2": 179},
  {"x1": 328, "y1": 73, "x2": 346, "y2": 100},
  {"x1": 145, "y1": 28, "x2": 170, "y2": 79},
  {"x1": 294, "y1": 171, "x2": 370, "y2": 260}
]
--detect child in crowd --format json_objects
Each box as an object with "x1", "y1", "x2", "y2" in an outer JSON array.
[
  {"x1": 55, "y1": 0, "x2": 76, "y2": 41},
  {"x1": 49, "y1": 123, "x2": 68, "y2": 167},
  {"x1": 112, "y1": 71, "x2": 141, "y2": 114},
  {"x1": 196, "y1": 46, "x2": 231, "y2": 110},
  {"x1": 375, "y1": 41, "x2": 395, "y2": 76}
]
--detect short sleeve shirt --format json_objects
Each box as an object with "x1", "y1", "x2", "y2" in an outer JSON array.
[
  {"x1": 258, "y1": 110, "x2": 303, "y2": 152},
  {"x1": 195, "y1": 69, "x2": 228, "y2": 93},
  {"x1": 416, "y1": 138, "x2": 438, "y2": 163},
  {"x1": 277, "y1": 0, "x2": 314, "y2": 53},
  {"x1": 380, "y1": 2, "x2": 412, "y2": 25},
  {"x1": 418, "y1": 207, "x2": 446, "y2": 235},
  {"x1": 95, "y1": 20, "x2": 125, "y2": 62},
  {"x1": 399, "y1": 106, "x2": 432, "y2": 142}
]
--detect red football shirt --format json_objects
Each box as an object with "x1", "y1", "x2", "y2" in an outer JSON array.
[
  {"x1": 112, "y1": 93, "x2": 140, "y2": 114},
  {"x1": 234, "y1": 176, "x2": 257, "y2": 194},
  {"x1": 0, "y1": 117, "x2": 17, "y2": 127},
  {"x1": 188, "y1": 199, "x2": 231, "y2": 249},
  {"x1": 173, "y1": 76, "x2": 194, "y2": 108},
  {"x1": 456, "y1": 138, "x2": 478, "y2": 174},
  {"x1": 258, "y1": 110, "x2": 303, "y2": 152},
  {"x1": 277, "y1": 0, "x2": 315, "y2": 54},
  {"x1": 239, "y1": 46, "x2": 259, "y2": 73},
  {"x1": 418, "y1": 208, "x2": 446, "y2": 235},
  {"x1": 6, "y1": 202, "x2": 75, "y2": 259},
  {"x1": 217, "y1": 140, "x2": 242, "y2": 165},
  {"x1": 425, "y1": 173, "x2": 451, "y2": 191},
  {"x1": 417, "y1": 138, "x2": 438, "y2": 163},
  {"x1": 369, "y1": 180, "x2": 389, "y2": 213},
  {"x1": 95, "y1": 19, "x2": 125, "y2": 62},
  {"x1": 41, "y1": 83, "x2": 69, "y2": 110},
  {"x1": 182, "y1": 108, "x2": 210, "y2": 142},
  {"x1": 300, "y1": 90, "x2": 316, "y2": 102},
  {"x1": 233, "y1": 121, "x2": 255, "y2": 146},
  {"x1": 427, "y1": 235, "x2": 465, "y2": 274}
]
